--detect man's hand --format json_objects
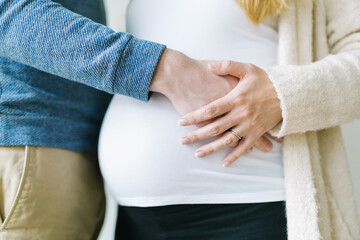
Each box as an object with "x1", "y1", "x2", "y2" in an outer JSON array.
[{"x1": 150, "y1": 49, "x2": 238, "y2": 115}]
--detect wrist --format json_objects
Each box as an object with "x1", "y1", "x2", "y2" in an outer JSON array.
[{"x1": 150, "y1": 48, "x2": 189, "y2": 98}]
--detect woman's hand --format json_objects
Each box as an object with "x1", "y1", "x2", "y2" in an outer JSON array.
[{"x1": 178, "y1": 61, "x2": 283, "y2": 167}]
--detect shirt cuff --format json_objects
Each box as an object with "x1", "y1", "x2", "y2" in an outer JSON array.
[{"x1": 115, "y1": 37, "x2": 166, "y2": 102}]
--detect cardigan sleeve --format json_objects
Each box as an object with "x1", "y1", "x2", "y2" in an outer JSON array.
[{"x1": 265, "y1": 0, "x2": 360, "y2": 137}]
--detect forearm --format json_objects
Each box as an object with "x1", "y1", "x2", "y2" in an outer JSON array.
[{"x1": 0, "y1": 0, "x2": 165, "y2": 101}]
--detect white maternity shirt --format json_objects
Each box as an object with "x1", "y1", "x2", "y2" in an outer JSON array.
[{"x1": 99, "y1": 0, "x2": 285, "y2": 207}]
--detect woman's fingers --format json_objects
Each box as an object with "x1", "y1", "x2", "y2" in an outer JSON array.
[
  {"x1": 178, "y1": 95, "x2": 233, "y2": 126},
  {"x1": 194, "y1": 131, "x2": 240, "y2": 158},
  {"x1": 181, "y1": 112, "x2": 240, "y2": 144},
  {"x1": 177, "y1": 61, "x2": 283, "y2": 166},
  {"x1": 208, "y1": 61, "x2": 251, "y2": 78},
  {"x1": 254, "y1": 136, "x2": 273, "y2": 152},
  {"x1": 193, "y1": 133, "x2": 274, "y2": 160},
  {"x1": 222, "y1": 135, "x2": 256, "y2": 167}
]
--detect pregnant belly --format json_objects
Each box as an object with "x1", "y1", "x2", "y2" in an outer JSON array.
[{"x1": 98, "y1": 93, "x2": 284, "y2": 206}]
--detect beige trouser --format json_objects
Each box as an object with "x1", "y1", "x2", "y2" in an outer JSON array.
[{"x1": 0, "y1": 146, "x2": 105, "y2": 240}]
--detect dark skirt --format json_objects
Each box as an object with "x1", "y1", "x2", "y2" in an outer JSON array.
[{"x1": 115, "y1": 201, "x2": 287, "y2": 240}]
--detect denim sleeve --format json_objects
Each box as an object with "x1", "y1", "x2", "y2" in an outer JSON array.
[{"x1": 0, "y1": 0, "x2": 166, "y2": 101}]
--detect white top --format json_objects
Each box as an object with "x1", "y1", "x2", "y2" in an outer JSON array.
[{"x1": 98, "y1": 0, "x2": 285, "y2": 207}]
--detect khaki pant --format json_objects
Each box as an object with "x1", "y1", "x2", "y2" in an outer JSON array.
[{"x1": 0, "y1": 146, "x2": 105, "y2": 240}]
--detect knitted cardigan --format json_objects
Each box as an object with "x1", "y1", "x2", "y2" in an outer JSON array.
[{"x1": 265, "y1": 0, "x2": 360, "y2": 239}]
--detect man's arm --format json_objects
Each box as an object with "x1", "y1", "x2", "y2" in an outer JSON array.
[
  {"x1": 0, "y1": 0, "x2": 239, "y2": 114},
  {"x1": 0, "y1": 0, "x2": 165, "y2": 101}
]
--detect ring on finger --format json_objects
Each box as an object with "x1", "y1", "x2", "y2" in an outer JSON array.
[{"x1": 229, "y1": 129, "x2": 243, "y2": 142}]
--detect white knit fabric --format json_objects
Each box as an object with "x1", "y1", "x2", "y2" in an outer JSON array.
[{"x1": 264, "y1": 0, "x2": 360, "y2": 239}]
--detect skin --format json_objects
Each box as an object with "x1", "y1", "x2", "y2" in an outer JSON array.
[
  {"x1": 150, "y1": 49, "x2": 282, "y2": 158},
  {"x1": 178, "y1": 60, "x2": 283, "y2": 167},
  {"x1": 149, "y1": 49, "x2": 238, "y2": 115}
]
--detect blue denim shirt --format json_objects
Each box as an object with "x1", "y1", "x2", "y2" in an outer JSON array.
[{"x1": 0, "y1": 0, "x2": 166, "y2": 152}]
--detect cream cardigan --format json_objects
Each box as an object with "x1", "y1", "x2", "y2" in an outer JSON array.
[
  {"x1": 265, "y1": 0, "x2": 360, "y2": 239},
  {"x1": 123, "y1": 0, "x2": 360, "y2": 239}
]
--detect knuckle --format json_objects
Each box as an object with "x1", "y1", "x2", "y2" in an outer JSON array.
[
  {"x1": 239, "y1": 109, "x2": 252, "y2": 122},
  {"x1": 204, "y1": 106, "x2": 217, "y2": 118},
  {"x1": 191, "y1": 135, "x2": 200, "y2": 142},
  {"x1": 222, "y1": 60, "x2": 233, "y2": 69},
  {"x1": 209, "y1": 126, "x2": 221, "y2": 136},
  {"x1": 224, "y1": 136, "x2": 234, "y2": 146},
  {"x1": 193, "y1": 115, "x2": 200, "y2": 124},
  {"x1": 242, "y1": 109, "x2": 252, "y2": 119},
  {"x1": 233, "y1": 96, "x2": 245, "y2": 106},
  {"x1": 246, "y1": 63, "x2": 257, "y2": 73},
  {"x1": 250, "y1": 120, "x2": 257, "y2": 130},
  {"x1": 232, "y1": 152, "x2": 241, "y2": 160}
]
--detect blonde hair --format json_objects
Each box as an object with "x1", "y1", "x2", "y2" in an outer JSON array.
[{"x1": 235, "y1": 0, "x2": 287, "y2": 24}]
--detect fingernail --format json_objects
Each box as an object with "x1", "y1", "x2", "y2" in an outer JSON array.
[
  {"x1": 195, "y1": 151, "x2": 205, "y2": 158},
  {"x1": 246, "y1": 148, "x2": 253, "y2": 153},
  {"x1": 181, "y1": 137, "x2": 190, "y2": 144},
  {"x1": 178, "y1": 119, "x2": 187, "y2": 126},
  {"x1": 208, "y1": 63, "x2": 219, "y2": 70},
  {"x1": 222, "y1": 161, "x2": 231, "y2": 168},
  {"x1": 266, "y1": 144, "x2": 272, "y2": 152}
]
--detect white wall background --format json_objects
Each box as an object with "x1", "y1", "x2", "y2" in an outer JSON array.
[{"x1": 98, "y1": 1, "x2": 360, "y2": 239}]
